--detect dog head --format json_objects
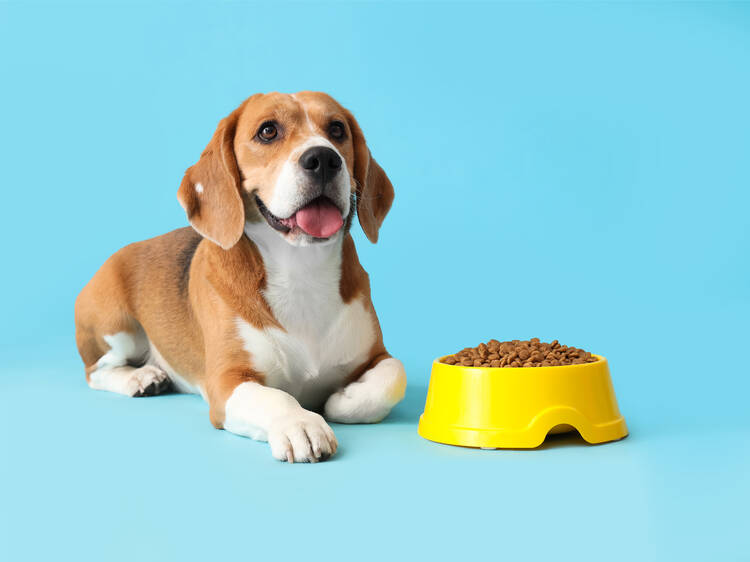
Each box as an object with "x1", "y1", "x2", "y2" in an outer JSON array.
[{"x1": 178, "y1": 92, "x2": 394, "y2": 249}]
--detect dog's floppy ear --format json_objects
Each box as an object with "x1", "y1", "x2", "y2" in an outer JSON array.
[
  {"x1": 344, "y1": 108, "x2": 394, "y2": 244},
  {"x1": 177, "y1": 105, "x2": 245, "y2": 250}
]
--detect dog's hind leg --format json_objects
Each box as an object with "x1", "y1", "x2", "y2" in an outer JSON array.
[
  {"x1": 89, "y1": 365, "x2": 171, "y2": 397},
  {"x1": 86, "y1": 331, "x2": 171, "y2": 397},
  {"x1": 75, "y1": 255, "x2": 171, "y2": 398},
  {"x1": 78, "y1": 322, "x2": 172, "y2": 397}
]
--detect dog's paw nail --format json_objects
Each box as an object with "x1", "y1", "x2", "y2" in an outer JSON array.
[
  {"x1": 129, "y1": 366, "x2": 170, "y2": 397},
  {"x1": 269, "y1": 411, "x2": 336, "y2": 463}
]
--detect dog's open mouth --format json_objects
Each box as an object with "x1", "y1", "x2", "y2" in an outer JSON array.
[{"x1": 255, "y1": 195, "x2": 344, "y2": 239}]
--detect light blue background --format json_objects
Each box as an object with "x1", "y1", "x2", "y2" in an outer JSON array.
[{"x1": 1, "y1": 2, "x2": 748, "y2": 561}]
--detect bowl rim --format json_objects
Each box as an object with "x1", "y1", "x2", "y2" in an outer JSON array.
[{"x1": 433, "y1": 353, "x2": 605, "y2": 370}]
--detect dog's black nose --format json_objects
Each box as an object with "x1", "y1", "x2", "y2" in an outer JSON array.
[{"x1": 299, "y1": 146, "x2": 342, "y2": 183}]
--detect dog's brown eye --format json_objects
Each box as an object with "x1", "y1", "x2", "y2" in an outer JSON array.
[
  {"x1": 257, "y1": 121, "x2": 278, "y2": 142},
  {"x1": 328, "y1": 121, "x2": 345, "y2": 140}
]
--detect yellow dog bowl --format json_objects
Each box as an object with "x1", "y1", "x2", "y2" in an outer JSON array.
[{"x1": 418, "y1": 355, "x2": 627, "y2": 448}]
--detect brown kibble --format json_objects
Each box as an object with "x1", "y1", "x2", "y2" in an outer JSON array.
[{"x1": 441, "y1": 339, "x2": 597, "y2": 369}]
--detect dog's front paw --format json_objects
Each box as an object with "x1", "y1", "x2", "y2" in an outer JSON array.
[
  {"x1": 324, "y1": 358, "x2": 406, "y2": 423},
  {"x1": 267, "y1": 410, "x2": 338, "y2": 463}
]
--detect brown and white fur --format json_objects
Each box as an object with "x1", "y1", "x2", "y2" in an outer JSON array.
[{"x1": 74, "y1": 92, "x2": 406, "y2": 463}]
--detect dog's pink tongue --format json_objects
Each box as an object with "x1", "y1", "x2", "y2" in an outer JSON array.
[{"x1": 294, "y1": 199, "x2": 343, "y2": 238}]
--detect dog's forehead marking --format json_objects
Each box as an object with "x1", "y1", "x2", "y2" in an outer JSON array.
[
  {"x1": 291, "y1": 93, "x2": 316, "y2": 134},
  {"x1": 290, "y1": 134, "x2": 338, "y2": 158}
]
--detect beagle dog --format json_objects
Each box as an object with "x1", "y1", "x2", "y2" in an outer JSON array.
[{"x1": 74, "y1": 92, "x2": 406, "y2": 463}]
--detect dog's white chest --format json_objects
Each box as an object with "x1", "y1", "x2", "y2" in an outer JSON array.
[{"x1": 235, "y1": 229, "x2": 375, "y2": 409}]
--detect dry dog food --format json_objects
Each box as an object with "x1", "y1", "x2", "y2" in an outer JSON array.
[{"x1": 441, "y1": 338, "x2": 597, "y2": 368}]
